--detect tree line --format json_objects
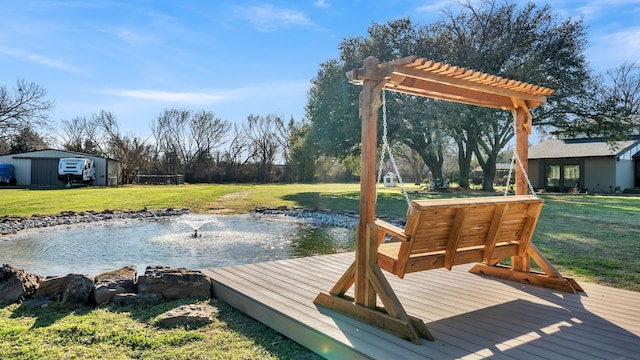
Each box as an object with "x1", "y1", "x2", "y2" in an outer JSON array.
[
  {"x1": 1, "y1": 0, "x2": 639, "y2": 187},
  {"x1": 305, "y1": 0, "x2": 640, "y2": 191}
]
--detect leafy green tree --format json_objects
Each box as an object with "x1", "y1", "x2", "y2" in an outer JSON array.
[
  {"x1": 305, "y1": 59, "x2": 360, "y2": 159},
  {"x1": 425, "y1": 0, "x2": 589, "y2": 190},
  {"x1": 8, "y1": 126, "x2": 48, "y2": 154},
  {"x1": 305, "y1": 1, "x2": 590, "y2": 191},
  {"x1": 288, "y1": 121, "x2": 316, "y2": 182}
]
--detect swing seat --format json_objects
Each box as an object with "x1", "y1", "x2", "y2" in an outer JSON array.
[{"x1": 375, "y1": 195, "x2": 543, "y2": 279}]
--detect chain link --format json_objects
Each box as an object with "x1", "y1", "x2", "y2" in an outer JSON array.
[{"x1": 377, "y1": 90, "x2": 414, "y2": 213}]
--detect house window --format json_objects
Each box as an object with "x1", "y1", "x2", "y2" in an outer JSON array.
[
  {"x1": 544, "y1": 163, "x2": 581, "y2": 190},
  {"x1": 545, "y1": 165, "x2": 560, "y2": 188},
  {"x1": 563, "y1": 165, "x2": 580, "y2": 189}
]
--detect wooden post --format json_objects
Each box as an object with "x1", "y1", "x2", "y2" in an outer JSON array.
[
  {"x1": 514, "y1": 107, "x2": 529, "y2": 196},
  {"x1": 513, "y1": 106, "x2": 531, "y2": 271},
  {"x1": 356, "y1": 56, "x2": 382, "y2": 308}
]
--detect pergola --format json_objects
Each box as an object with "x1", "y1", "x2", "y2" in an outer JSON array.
[{"x1": 314, "y1": 56, "x2": 579, "y2": 344}]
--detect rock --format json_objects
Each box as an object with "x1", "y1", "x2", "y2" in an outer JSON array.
[
  {"x1": 0, "y1": 264, "x2": 40, "y2": 303},
  {"x1": 21, "y1": 297, "x2": 51, "y2": 308},
  {"x1": 93, "y1": 265, "x2": 137, "y2": 305},
  {"x1": 36, "y1": 274, "x2": 94, "y2": 308},
  {"x1": 36, "y1": 275, "x2": 72, "y2": 300},
  {"x1": 61, "y1": 274, "x2": 94, "y2": 308},
  {"x1": 0, "y1": 208, "x2": 190, "y2": 235},
  {"x1": 137, "y1": 266, "x2": 212, "y2": 301},
  {"x1": 156, "y1": 304, "x2": 217, "y2": 328},
  {"x1": 110, "y1": 292, "x2": 162, "y2": 306}
]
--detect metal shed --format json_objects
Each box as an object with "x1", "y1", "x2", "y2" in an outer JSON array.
[{"x1": 0, "y1": 149, "x2": 121, "y2": 186}]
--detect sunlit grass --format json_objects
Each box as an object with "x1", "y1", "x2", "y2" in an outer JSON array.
[{"x1": 0, "y1": 299, "x2": 319, "y2": 360}]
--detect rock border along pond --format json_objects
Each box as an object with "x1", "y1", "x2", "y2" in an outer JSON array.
[
  {"x1": 0, "y1": 207, "x2": 190, "y2": 235},
  {"x1": 0, "y1": 206, "x2": 377, "y2": 308}
]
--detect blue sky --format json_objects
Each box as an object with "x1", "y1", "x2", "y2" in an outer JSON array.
[{"x1": 1, "y1": 0, "x2": 639, "y2": 139}]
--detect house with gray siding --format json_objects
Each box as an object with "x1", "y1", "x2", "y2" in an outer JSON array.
[
  {"x1": 528, "y1": 136, "x2": 640, "y2": 193},
  {"x1": 0, "y1": 149, "x2": 121, "y2": 186}
]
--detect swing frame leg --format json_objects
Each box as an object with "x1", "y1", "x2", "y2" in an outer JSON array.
[
  {"x1": 314, "y1": 224, "x2": 433, "y2": 344},
  {"x1": 469, "y1": 243, "x2": 583, "y2": 294}
]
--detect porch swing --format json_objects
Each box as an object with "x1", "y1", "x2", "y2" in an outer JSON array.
[{"x1": 313, "y1": 56, "x2": 582, "y2": 344}]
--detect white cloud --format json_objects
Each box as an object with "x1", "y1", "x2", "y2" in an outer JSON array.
[
  {"x1": 314, "y1": 0, "x2": 331, "y2": 8},
  {"x1": 589, "y1": 26, "x2": 640, "y2": 71},
  {"x1": 0, "y1": 47, "x2": 86, "y2": 75},
  {"x1": 115, "y1": 29, "x2": 152, "y2": 45},
  {"x1": 109, "y1": 89, "x2": 226, "y2": 104},
  {"x1": 415, "y1": 0, "x2": 454, "y2": 13},
  {"x1": 237, "y1": 4, "x2": 315, "y2": 31}
]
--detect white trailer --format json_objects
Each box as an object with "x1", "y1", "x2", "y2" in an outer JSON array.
[{"x1": 58, "y1": 158, "x2": 96, "y2": 185}]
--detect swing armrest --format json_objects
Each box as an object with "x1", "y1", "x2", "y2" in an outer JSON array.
[{"x1": 374, "y1": 219, "x2": 409, "y2": 242}]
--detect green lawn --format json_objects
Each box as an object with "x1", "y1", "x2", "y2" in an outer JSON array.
[
  {"x1": 1, "y1": 183, "x2": 638, "y2": 290},
  {"x1": 1, "y1": 184, "x2": 638, "y2": 359}
]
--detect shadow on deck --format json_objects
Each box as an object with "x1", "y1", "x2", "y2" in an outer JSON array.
[{"x1": 203, "y1": 253, "x2": 640, "y2": 359}]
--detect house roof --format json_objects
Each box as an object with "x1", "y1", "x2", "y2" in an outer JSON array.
[
  {"x1": 2, "y1": 149, "x2": 120, "y2": 162},
  {"x1": 529, "y1": 137, "x2": 640, "y2": 159}
]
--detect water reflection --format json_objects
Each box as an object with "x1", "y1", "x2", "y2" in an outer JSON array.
[{"x1": 0, "y1": 214, "x2": 355, "y2": 276}]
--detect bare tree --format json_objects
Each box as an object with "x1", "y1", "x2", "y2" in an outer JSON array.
[
  {"x1": 58, "y1": 116, "x2": 102, "y2": 154},
  {"x1": 215, "y1": 122, "x2": 252, "y2": 181},
  {"x1": 0, "y1": 80, "x2": 54, "y2": 140},
  {"x1": 151, "y1": 108, "x2": 230, "y2": 181},
  {"x1": 246, "y1": 114, "x2": 283, "y2": 183},
  {"x1": 92, "y1": 110, "x2": 152, "y2": 184}
]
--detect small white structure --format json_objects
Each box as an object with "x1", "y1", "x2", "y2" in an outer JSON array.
[{"x1": 383, "y1": 172, "x2": 396, "y2": 187}]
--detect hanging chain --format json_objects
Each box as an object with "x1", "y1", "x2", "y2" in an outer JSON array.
[
  {"x1": 504, "y1": 151, "x2": 516, "y2": 196},
  {"x1": 375, "y1": 95, "x2": 388, "y2": 196},
  {"x1": 379, "y1": 90, "x2": 414, "y2": 213}
]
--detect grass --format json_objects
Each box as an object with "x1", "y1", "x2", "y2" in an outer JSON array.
[
  {"x1": 1, "y1": 183, "x2": 639, "y2": 359},
  {"x1": 0, "y1": 298, "x2": 319, "y2": 360}
]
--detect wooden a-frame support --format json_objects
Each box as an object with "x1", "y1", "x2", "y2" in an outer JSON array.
[{"x1": 313, "y1": 56, "x2": 582, "y2": 344}]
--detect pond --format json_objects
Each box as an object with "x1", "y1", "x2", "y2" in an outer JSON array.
[{"x1": 0, "y1": 214, "x2": 356, "y2": 276}]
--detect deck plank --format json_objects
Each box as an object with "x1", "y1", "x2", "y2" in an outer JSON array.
[{"x1": 203, "y1": 252, "x2": 640, "y2": 359}]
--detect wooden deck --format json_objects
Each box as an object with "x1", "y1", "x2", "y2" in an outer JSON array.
[{"x1": 202, "y1": 253, "x2": 640, "y2": 359}]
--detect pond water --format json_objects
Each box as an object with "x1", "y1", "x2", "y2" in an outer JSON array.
[{"x1": 0, "y1": 214, "x2": 355, "y2": 276}]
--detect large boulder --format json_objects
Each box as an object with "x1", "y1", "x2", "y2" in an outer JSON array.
[
  {"x1": 36, "y1": 274, "x2": 94, "y2": 308},
  {"x1": 137, "y1": 266, "x2": 212, "y2": 301},
  {"x1": 93, "y1": 265, "x2": 137, "y2": 305},
  {"x1": 0, "y1": 264, "x2": 40, "y2": 303},
  {"x1": 61, "y1": 275, "x2": 94, "y2": 308}
]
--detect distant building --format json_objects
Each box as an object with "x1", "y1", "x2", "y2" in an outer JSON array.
[
  {"x1": 0, "y1": 149, "x2": 121, "y2": 186},
  {"x1": 528, "y1": 136, "x2": 640, "y2": 193},
  {"x1": 472, "y1": 163, "x2": 513, "y2": 185}
]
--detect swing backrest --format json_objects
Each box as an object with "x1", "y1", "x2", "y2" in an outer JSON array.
[{"x1": 376, "y1": 195, "x2": 543, "y2": 278}]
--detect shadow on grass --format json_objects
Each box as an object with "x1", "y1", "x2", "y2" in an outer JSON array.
[
  {"x1": 9, "y1": 301, "x2": 93, "y2": 329},
  {"x1": 282, "y1": 190, "x2": 485, "y2": 220},
  {"x1": 213, "y1": 298, "x2": 322, "y2": 359},
  {"x1": 281, "y1": 191, "x2": 361, "y2": 213}
]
